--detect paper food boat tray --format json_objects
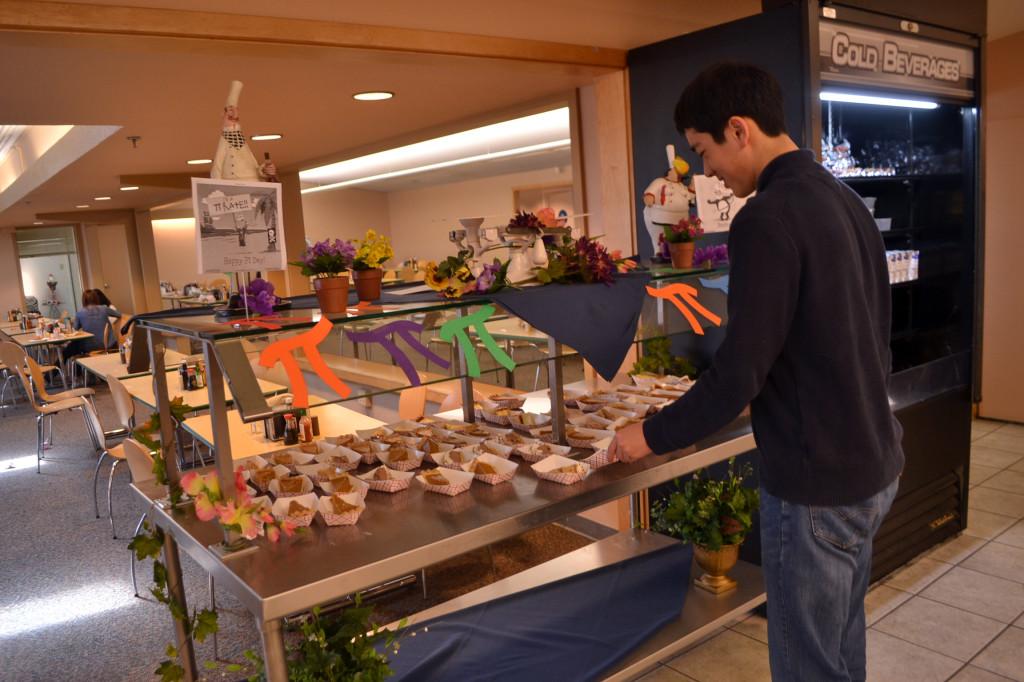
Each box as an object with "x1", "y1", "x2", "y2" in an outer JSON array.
[
  {"x1": 358, "y1": 466, "x2": 414, "y2": 493},
  {"x1": 416, "y1": 468, "x2": 474, "y2": 496},
  {"x1": 317, "y1": 492, "x2": 366, "y2": 526},
  {"x1": 532, "y1": 454, "x2": 592, "y2": 485},
  {"x1": 272, "y1": 492, "x2": 318, "y2": 526},
  {"x1": 463, "y1": 453, "x2": 518, "y2": 485}
]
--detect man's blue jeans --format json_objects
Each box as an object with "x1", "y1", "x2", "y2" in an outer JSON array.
[{"x1": 760, "y1": 477, "x2": 899, "y2": 681}]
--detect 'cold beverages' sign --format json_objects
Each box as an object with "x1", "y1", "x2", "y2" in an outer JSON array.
[{"x1": 820, "y1": 21, "x2": 974, "y2": 100}]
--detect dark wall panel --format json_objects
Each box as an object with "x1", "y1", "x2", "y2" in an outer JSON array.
[{"x1": 628, "y1": 5, "x2": 808, "y2": 259}]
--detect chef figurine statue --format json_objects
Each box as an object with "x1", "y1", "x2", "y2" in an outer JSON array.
[
  {"x1": 642, "y1": 144, "x2": 695, "y2": 258},
  {"x1": 211, "y1": 80, "x2": 277, "y2": 182}
]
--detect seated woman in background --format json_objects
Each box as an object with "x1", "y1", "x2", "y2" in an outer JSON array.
[{"x1": 70, "y1": 289, "x2": 122, "y2": 355}]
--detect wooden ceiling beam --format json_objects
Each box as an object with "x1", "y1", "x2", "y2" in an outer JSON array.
[
  {"x1": 36, "y1": 208, "x2": 134, "y2": 223},
  {"x1": 0, "y1": 1, "x2": 627, "y2": 68},
  {"x1": 119, "y1": 172, "x2": 198, "y2": 191}
]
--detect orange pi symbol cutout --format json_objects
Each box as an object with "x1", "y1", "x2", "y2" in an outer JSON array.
[
  {"x1": 258, "y1": 317, "x2": 351, "y2": 408},
  {"x1": 646, "y1": 283, "x2": 722, "y2": 336}
]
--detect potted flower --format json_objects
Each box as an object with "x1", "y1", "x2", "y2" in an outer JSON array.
[
  {"x1": 659, "y1": 216, "x2": 704, "y2": 269},
  {"x1": 351, "y1": 229, "x2": 394, "y2": 302},
  {"x1": 651, "y1": 458, "x2": 759, "y2": 594},
  {"x1": 291, "y1": 239, "x2": 356, "y2": 314}
]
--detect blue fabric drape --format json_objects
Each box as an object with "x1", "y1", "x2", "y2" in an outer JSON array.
[{"x1": 384, "y1": 541, "x2": 692, "y2": 682}]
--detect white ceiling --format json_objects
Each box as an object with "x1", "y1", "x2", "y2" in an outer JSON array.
[
  {"x1": 988, "y1": 0, "x2": 1024, "y2": 41},
  {"x1": 6, "y1": 0, "x2": 1016, "y2": 229},
  {"x1": 0, "y1": 0, "x2": 761, "y2": 228}
]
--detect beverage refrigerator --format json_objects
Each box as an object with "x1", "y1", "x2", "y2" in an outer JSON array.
[{"x1": 628, "y1": 0, "x2": 983, "y2": 579}]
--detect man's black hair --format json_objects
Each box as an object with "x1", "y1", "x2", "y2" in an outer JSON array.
[{"x1": 674, "y1": 62, "x2": 787, "y2": 143}]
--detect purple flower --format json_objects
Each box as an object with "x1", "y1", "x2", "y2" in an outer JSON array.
[
  {"x1": 693, "y1": 243, "x2": 729, "y2": 268},
  {"x1": 474, "y1": 262, "x2": 499, "y2": 293},
  {"x1": 242, "y1": 278, "x2": 278, "y2": 315}
]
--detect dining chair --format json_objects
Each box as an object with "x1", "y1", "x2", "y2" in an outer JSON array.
[
  {"x1": 82, "y1": 399, "x2": 132, "y2": 537},
  {"x1": 105, "y1": 374, "x2": 136, "y2": 438},
  {"x1": 0, "y1": 342, "x2": 90, "y2": 473},
  {"x1": 122, "y1": 438, "x2": 155, "y2": 597}
]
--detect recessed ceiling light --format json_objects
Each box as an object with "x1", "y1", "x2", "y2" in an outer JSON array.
[
  {"x1": 76, "y1": 204, "x2": 90, "y2": 208},
  {"x1": 120, "y1": 186, "x2": 139, "y2": 191},
  {"x1": 187, "y1": 159, "x2": 212, "y2": 165},
  {"x1": 353, "y1": 91, "x2": 394, "y2": 101},
  {"x1": 94, "y1": 196, "x2": 111, "y2": 201},
  {"x1": 251, "y1": 134, "x2": 282, "y2": 141},
  {"x1": 33, "y1": 221, "x2": 43, "y2": 225}
]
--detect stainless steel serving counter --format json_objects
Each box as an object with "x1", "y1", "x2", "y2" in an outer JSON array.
[{"x1": 132, "y1": 419, "x2": 755, "y2": 678}]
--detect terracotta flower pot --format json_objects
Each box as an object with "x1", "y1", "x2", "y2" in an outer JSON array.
[
  {"x1": 668, "y1": 241, "x2": 696, "y2": 269},
  {"x1": 352, "y1": 268, "x2": 383, "y2": 302},
  {"x1": 693, "y1": 542, "x2": 740, "y2": 594},
  {"x1": 313, "y1": 273, "x2": 350, "y2": 315}
]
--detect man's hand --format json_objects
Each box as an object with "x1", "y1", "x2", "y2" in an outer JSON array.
[{"x1": 609, "y1": 421, "x2": 653, "y2": 464}]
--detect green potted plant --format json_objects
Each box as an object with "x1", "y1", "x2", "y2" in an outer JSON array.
[
  {"x1": 631, "y1": 336, "x2": 697, "y2": 379},
  {"x1": 291, "y1": 239, "x2": 356, "y2": 314},
  {"x1": 651, "y1": 458, "x2": 759, "y2": 594},
  {"x1": 352, "y1": 229, "x2": 394, "y2": 302},
  {"x1": 659, "y1": 216, "x2": 704, "y2": 269}
]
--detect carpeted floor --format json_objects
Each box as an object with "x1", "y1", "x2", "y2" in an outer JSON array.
[{"x1": 0, "y1": 379, "x2": 591, "y2": 681}]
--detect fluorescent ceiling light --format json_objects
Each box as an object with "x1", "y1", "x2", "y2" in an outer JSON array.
[
  {"x1": 120, "y1": 185, "x2": 139, "y2": 191},
  {"x1": 94, "y1": 196, "x2": 111, "y2": 201},
  {"x1": 187, "y1": 158, "x2": 212, "y2": 165},
  {"x1": 820, "y1": 90, "x2": 938, "y2": 109},
  {"x1": 251, "y1": 134, "x2": 282, "y2": 141},
  {"x1": 32, "y1": 221, "x2": 42, "y2": 225},
  {"x1": 75, "y1": 204, "x2": 89, "y2": 208},
  {"x1": 300, "y1": 107, "x2": 571, "y2": 192},
  {"x1": 302, "y1": 139, "x2": 570, "y2": 193},
  {"x1": 353, "y1": 91, "x2": 394, "y2": 101}
]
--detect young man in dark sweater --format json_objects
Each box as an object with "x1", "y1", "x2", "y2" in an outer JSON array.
[{"x1": 608, "y1": 63, "x2": 904, "y2": 681}]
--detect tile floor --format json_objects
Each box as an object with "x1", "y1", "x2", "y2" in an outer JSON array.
[{"x1": 637, "y1": 419, "x2": 1024, "y2": 682}]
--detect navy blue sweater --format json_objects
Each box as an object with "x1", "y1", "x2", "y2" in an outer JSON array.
[{"x1": 642, "y1": 150, "x2": 904, "y2": 506}]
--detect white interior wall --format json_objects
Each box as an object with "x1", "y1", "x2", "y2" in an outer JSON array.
[
  {"x1": 151, "y1": 218, "x2": 202, "y2": 289},
  {"x1": 386, "y1": 166, "x2": 571, "y2": 263},
  {"x1": 301, "y1": 187, "x2": 391, "y2": 246}
]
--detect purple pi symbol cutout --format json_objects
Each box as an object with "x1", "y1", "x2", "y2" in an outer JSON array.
[{"x1": 344, "y1": 320, "x2": 450, "y2": 386}]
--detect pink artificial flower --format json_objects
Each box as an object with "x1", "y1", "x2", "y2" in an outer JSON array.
[
  {"x1": 280, "y1": 520, "x2": 297, "y2": 538},
  {"x1": 236, "y1": 512, "x2": 262, "y2": 540},
  {"x1": 193, "y1": 493, "x2": 218, "y2": 521},
  {"x1": 265, "y1": 524, "x2": 281, "y2": 543},
  {"x1": 234, "y1": 467, "x2": 247, "y2": 496},
  {"x1": 181, "y1": 471, "x2": 204, "y2": 497},
  {"x1": 215, "y1": 500, "x2": 237, "y2": 526},
  {"x1": 203, "y1": 472, "x2": 221, "y2": 499}
]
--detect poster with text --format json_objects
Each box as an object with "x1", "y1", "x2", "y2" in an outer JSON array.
[
  {"x1": 192, "y1": 177, "x2": 284, "y2": 274},
  {"x1": 693, "y1": 174, "x2": 752, "y2": 233}
]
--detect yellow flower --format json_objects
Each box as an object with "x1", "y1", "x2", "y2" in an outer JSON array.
[{"x1": 355, "y1": 229, "x2": 394, "y2": 269}]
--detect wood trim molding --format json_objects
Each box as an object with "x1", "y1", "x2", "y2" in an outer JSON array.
[
  {"x1": 119, "y1": 172, "x2": 198, "y2": 191},
  {"x1": 0, "y1": 1, "x2": 626, "y2": 68}
]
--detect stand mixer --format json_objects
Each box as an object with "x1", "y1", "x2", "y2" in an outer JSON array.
[{"x1": 449, "y1": 217, "x2": 572, "y2": 284}]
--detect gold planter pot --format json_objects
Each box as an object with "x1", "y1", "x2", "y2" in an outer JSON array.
[{"x1": 693, "y1": 543, "x2": 740, "y2": 594}]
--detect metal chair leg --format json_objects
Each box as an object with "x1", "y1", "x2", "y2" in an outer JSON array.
[
  {"x1": 108, "y1": 459, "x2": 122, "y2": 538},
  {"x1": 92, "y1": 451, "x2": 109, "y2": 518},
  {"x1": 130, "y1": 513, "x2": 146, "y2": 597},
  {"x1": 209, "y1": 574, "x2": 219, "y2": 660},
  {"x1": 36, "y1": 415, "x2": 43, "y2": 473}
]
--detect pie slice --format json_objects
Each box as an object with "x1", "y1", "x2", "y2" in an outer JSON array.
[
  {"x1": 329, "y1": 475, "x2": 355, "y2": 494},
  {"x1": 422, "y1": 470, "x2": 449, "y2": 486},
  {"x1": 278, "y1": 476, "x2": 305, "y2": 494},
  {"x1": 471, "y1": 460, "x2": 498, "y2": 475},
  {"x1": 328, "y1": 494, "x2": 360, "y2": 515},
  {"x1": 287, "y1": 499, "x2": 310, "y2": 518}
]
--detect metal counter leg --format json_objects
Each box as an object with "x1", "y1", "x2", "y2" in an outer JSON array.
[
  {"x1": 258, "y1": 617, "x2": 288, "y2": 682},
  {"x1": 163, "y1": 532, "x2": 198, "y2": 681}
]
